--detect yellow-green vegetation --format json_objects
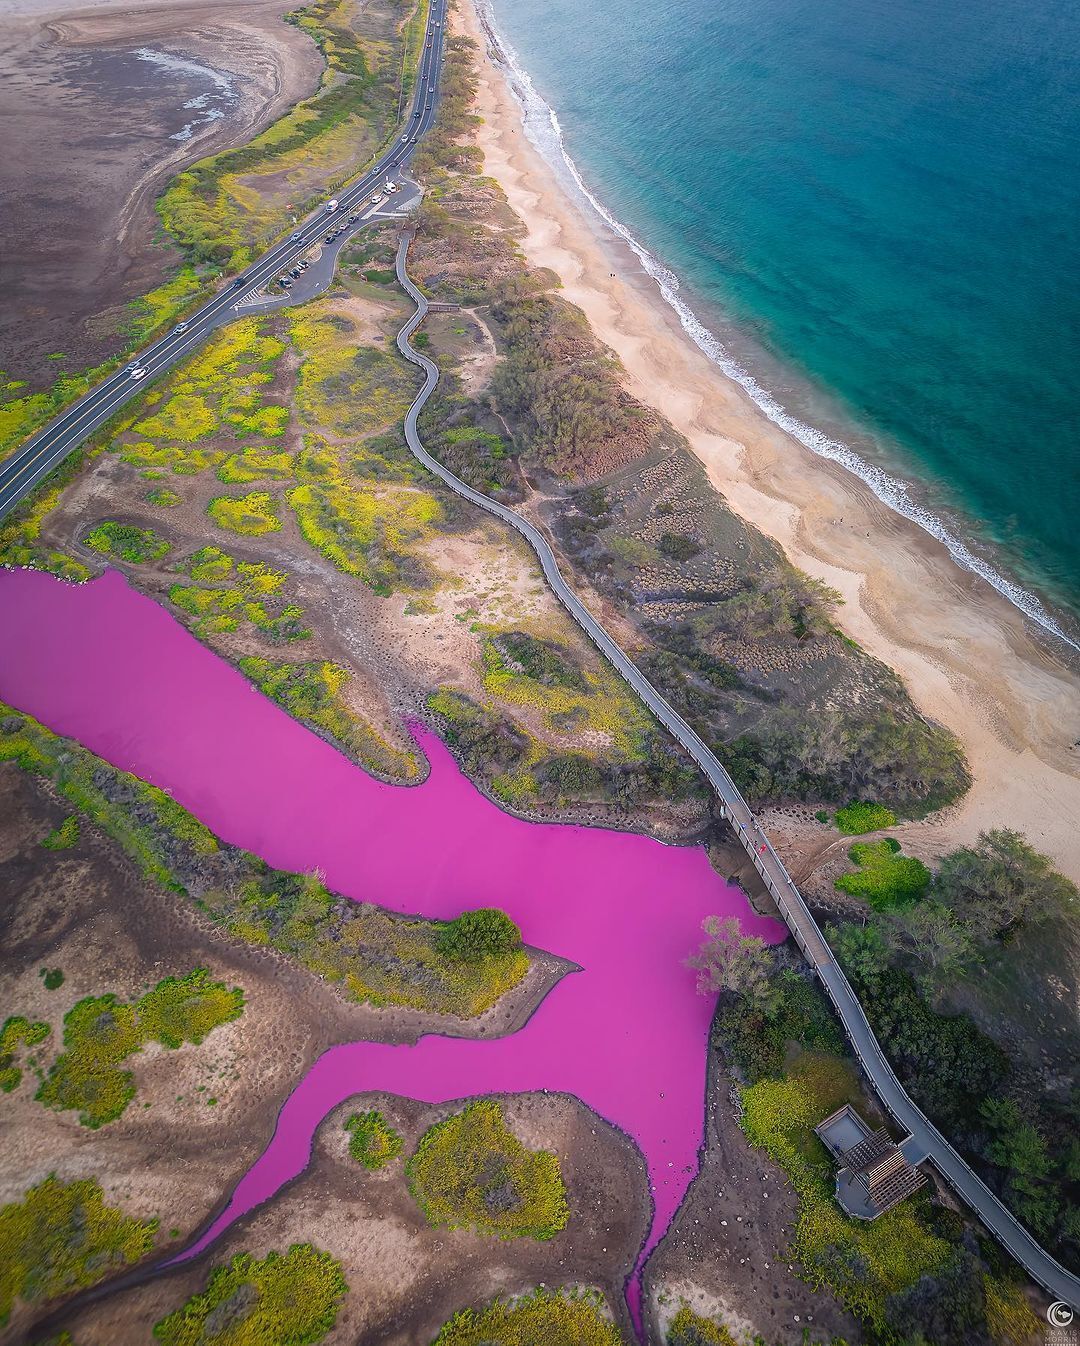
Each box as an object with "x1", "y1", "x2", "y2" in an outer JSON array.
[
  {"x1": 288, "y1": 478, "x2": 440, "y2": 593},
  {"x1": 433, "y1": 1288, "x2": 622, "y2": 1346},
  {"x1": 147, "y1": 486, "x2": 182, "y2": 507},
  {"x1": 0, "y1": 455, "x2": 91, "y2": 581},
  {"x1": 123, "y1": 319, "x2": 287, "y2": 477},
  {"x1": 208, "y1": 490, "x2": 282, "y2": 536},
  {"x1": 41, "y1": 815, "x2": 80, "y2": 850},
  {"x1": 666, "y1": 1305, "x2": 737, "y2": 1345},
  {"x1": 170, "y1": 547, "x2": 310, "y2": 643},
  {"x1": 37, "y1": 969, "x2": 244, "y2": 1128},
  {"x1": 0, "y1": 703, "x2": 218, "y2": 892},
  {"x1": 153, "y1": 1244, "x2": 347, "y2": 1346},
  {"x1": 84, "y1": 520, "x2": 171, "y2": 564},
  {"x1": 217, "y1": 446, "x2": 296, "y2": 484},
  {"x1": 203, "y1": 871, "x2": 529, "y2": 1018},
  {"x1": 0, "y1": 1016, "x2": 51, "y2": 1094},
  {"x1": 344, "y1": 1109, "x2": 403, "y2": 1169},
  {"x1": 835, "y1": 838, "x2": 931, "y2": 911},
  {"x1": 289, "y1": 308, "x2": 417, "y2": 439},
  {"x1": 739, "y1": 1052, "x2": 951, "y2": 1330},
  {"x1": 0, "y1": 1175, "x2": 157, "y2": 1325},
  {"x1": 157, "y1": 0, "x2": 411, "y2": 270},
  {"x1": 835, "y1": 801, "x2": 898, "y2": 834},
  {"x1": 406, "y1": 1099, "x2": 569, "y2": 1241},
  {"x1": 436, "y1": 907, "x2": 521, "y2": 961},
  {"x1": 481, "y1": 631, "x2": 655, "y2": 761},
  {"x1": 238, "y1": 657, "x2": 418, "y2": 779},
  {"x1": 984, "y1": 1277, "x2": 1044, "y2": 1345}
]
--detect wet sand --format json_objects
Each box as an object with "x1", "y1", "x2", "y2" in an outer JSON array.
[
  {"x1": 0, "y1": 0, "x2": 323, "y2": 387},
  {"x1": 460, "y1": 0, "x2": 1080, "y2": 885}
]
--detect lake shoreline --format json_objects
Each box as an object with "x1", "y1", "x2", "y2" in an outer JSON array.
[{"x1": 462, "y1": 0, "x2": 1080, "y2": 884}]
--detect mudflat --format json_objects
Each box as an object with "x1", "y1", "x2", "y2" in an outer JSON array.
[{"x1": 0, "y1": 0, "x2": 323, "y2": 388}]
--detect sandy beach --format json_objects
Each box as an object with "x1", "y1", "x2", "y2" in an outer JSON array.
[{"x1": 460, "y1": 0, "x2": 1080, "y2": 884}]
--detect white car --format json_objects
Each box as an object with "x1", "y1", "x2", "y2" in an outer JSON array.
[
  {"x1": 129, "y1": 367, "x2": 149, "y2": 381},
  {"x1": 371, "y1": 194, "x2": 381, "y2": 204}
]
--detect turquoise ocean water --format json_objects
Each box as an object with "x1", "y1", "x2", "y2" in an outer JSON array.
[{"x1": 484, "y1": 0, "x2": 1080, "y2": 646}]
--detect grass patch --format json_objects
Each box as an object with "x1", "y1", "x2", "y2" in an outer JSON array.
[
  {"x1": 208, "y1": 490, "x2": 282, "y2": 536},
  {"x1": 406, "y1": 1099, "x2": 569, "y2": 1241},
  {"x1": 835, "y1": 801, "x2": 897, "y2": 834},
  {"x1": 290, "y1": 308, "x2": 417, "y2": 439},
  {"x1": 37, "y1": 969, "x2": 244, "y2": 1128},
  {"x1": 238, "y1": 657, "x2": 417, "y2": 779},
  {"x1": 85, "y1": 521, "x2": 171, "y2": 564},
  {"x1": 41, "y1": 815, "x2": 80, "y2": 850},
  {"x1": 0, "y1": 1016, "x2": 51, "y2": 1094},
  {"x1": 835, "y1": 838, "x2": 931, "y2": 911},
  {"x1": 153, "y1": 1243, "x2": 347, "y2": 1345},
  {"x1": 433, "y1": 1287, "x2": 622, "y2": 1346},
  {"x1": 345, "y1": 1110, "x2": 403, "y2": 1170},
  {"x1": 0, "y1": 1175, "x2": 157, "y2": 1325}
]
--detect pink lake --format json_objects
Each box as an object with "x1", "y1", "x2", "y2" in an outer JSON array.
[{"x1": 0, "y1": 568, "x2": 785, "y2": 1332}]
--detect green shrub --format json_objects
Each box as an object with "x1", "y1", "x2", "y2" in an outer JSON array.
[
  {"x1": 208, "y1": 491, "x2": 281, "y2": 536},
  {"x1": 344, "y1": 1110, "x2": 403, "y2": 1170},
  {"x1": 835, "y1": 838, "x2": 931, "y2": 910},
  {"x1": 433, "y1": 1287, "x2": 622, "y2": 1346},
  {"x1": 436, "y1": 908, "x2": 522, "y2": 961},
  {"x1": 37, "y1": 969, "x2": 244, "y2": 1128},
  {"x1": 658, "y1": 533, "x2": 702, "y2": 562},
  {"x1": 85, "y1": 521, "x2": 170, "y2": 564},
  {"x1": 41, "y1": 968, "x2": 65, "y2": 991},
  {"x1": 0, "y1": 1175, "x2": 156, "y2": 1324},
  {"x1": 41, "y1": 815, "x2": 80, "y2": 850},
  {"x1": 153, "y1": 1244, "x2": 347, "y2": 1345},
  {"x1": 406, "y1": 1100, "x2": 569, "y2": 1241},
  {"x1": 835, "y1": 801, "x2": 897, "y2": 834},
  {"x1": 0, "y1": 1016, "x2": 51, "y2": 1094}
]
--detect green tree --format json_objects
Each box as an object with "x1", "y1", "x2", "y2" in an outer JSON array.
[
  {"x1": 436, "y1": 908, "x2": 522, "y2": 961},
  {"x1": 883, "y1": 901, "x2": 979, "y2": 982},
  {"x1": 934, "y1": 829, "x2": 1077, "y2": 942},
  {"x1": 832, "y1": 920, "x2": 890, "y2": 992},
  {"x1": 686, "y1": 915, "x2": 778, "y2": 1010}
]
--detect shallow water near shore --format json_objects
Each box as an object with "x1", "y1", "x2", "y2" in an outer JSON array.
[
  {"x1": 486, "y1": 0, "x2": 1080, "y2": 642},
  {"x1": 0, "y1": 567, "x2": 784, "y2": 1328}
]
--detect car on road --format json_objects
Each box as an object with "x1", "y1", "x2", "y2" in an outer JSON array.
[
  {"x1": 290, "y1": 231, "x2": 302, "y2": 241},
  {"x1": 129, "y1": 367, "x2": 148, "y2": 380},
  {"x1": 232, "y1": 276, "x2": 246, "y2": 288},
  {"x1": 175, "y1": 321, "x2": 189, "y2": 333},
  {"x1": 125, "y1": 359, "x2": 141, "y2": 372}
]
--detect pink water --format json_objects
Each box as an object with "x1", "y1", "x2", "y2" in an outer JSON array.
[{"x1": 0, "y1": 569, "x2": 784, "y2": 1331}]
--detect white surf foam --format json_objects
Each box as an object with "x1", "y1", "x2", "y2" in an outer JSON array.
[
  {"x1": 134, "y1": 48, "x2": 237, "y2": 143},
  {"x1": 476, "y1": 1, "x2": 1080, "y2": 655}
]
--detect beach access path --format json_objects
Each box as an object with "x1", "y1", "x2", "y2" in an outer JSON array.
[{"x1": 394, "y1": 227, "x2": 1080, "y2": 1314}]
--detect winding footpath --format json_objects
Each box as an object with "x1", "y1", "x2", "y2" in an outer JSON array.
[{"x1": 394, "y1": 230, "x2": 1080, "y2": 1312}]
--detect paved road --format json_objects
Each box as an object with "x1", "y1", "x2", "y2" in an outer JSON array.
[
  {"x1": 0, "y1": 0, "x2": 449, "y2": 523},
  {"x1": 394, "y1": 231, "x2": 1080, "y2": 1312}
]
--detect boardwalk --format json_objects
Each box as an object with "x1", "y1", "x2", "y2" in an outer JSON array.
[{"x1": 394, "y1": 229, "x2": 1080, "y2": 1311}]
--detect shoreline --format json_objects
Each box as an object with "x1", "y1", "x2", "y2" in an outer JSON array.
[{"x1": 460, "y1": 0, "x2": 1080, "y2": 883}]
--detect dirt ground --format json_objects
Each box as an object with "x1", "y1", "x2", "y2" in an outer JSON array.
[
  {"x1": 0, "y1": 0, "x2": 323, "y2": 388},
  {"x1": 57, "y1": 1090, "x2": 651, "y2": 1344}
]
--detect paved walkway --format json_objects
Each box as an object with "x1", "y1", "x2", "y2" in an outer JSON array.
[{"x1": 394, "y1": 229, "x2": 1080, "y2": 1311}]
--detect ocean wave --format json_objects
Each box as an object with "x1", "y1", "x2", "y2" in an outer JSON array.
[{"x1": 476, "y1": 1, "x2": 1080, "y2": 655}]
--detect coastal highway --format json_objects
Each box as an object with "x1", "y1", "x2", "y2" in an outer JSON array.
[
  {"x1": 0, "y1": 0, "x2": 449, "y2": 524},
  {"x1": 394, "y1": 231, "x2": 1080, "y2": 1313}
]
